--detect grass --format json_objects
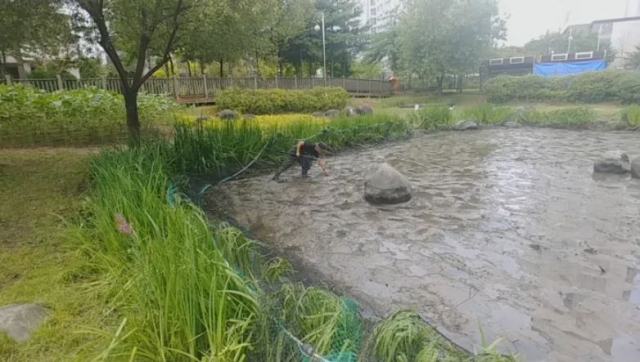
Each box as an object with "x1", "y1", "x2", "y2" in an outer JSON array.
[{"x1": 0, "y1": 148, "x2": 109, "y2": 361}]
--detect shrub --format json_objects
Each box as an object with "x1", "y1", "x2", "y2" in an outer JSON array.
[
  {"x1": 0, "y1": 84, "x2": 180, "y2": 147},
  {"x1": 484, "y1": 71, "x2": 640, "y2": 104},
  {"x1": 216, "y1": 87, "x2": 349, "y2": 114}
]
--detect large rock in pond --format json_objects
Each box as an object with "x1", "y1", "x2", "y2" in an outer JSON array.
[
  {"x1": 453, "y1": 119, "x2": 478, "y2": 131},
  {"x1": 356, "y1": 105, "x2": 374, "y2": 115},
  {"x1": 325, "y1": 109, "x2": 340, "y2": 118},
  {"x1": 345, "y1": 106, "x2": 357, "y2": 117},
  {"x1": 364, "y1": 163, "x2": 412, "y2": 205},
  {"x1": 217, "y1": 109, "x2": 238, "y2": 120},
  {"x1": 631, "y1": 157, "x2": 640, "y2": 179},
  {"x1": 0, "y1": 304, "x2": 49, "y2": 342},
  {"x1": 593, "y1": 151, "x2": 630, "y2": 174}
]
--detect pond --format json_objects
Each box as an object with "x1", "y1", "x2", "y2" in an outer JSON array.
[{"x1": 217, "y1": 128, "x2": 640, "y2": 362}]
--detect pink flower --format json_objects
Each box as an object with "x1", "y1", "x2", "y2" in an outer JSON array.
[{"x1": 115, "y1": 213, "x2": 134, "y2": 235}]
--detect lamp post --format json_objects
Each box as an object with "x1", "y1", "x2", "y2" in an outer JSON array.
[{"x1": 315, "y1": 12, "x2": 327, "y2": 86}]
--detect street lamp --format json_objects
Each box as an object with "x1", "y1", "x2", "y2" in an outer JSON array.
[{"x1": 315, "y1": 12, "x2": 327, "y2": 86}]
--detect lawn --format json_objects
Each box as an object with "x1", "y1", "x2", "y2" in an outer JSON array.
[{"x1": 0, "y1": 149, "x2": 109, "y2": 361}]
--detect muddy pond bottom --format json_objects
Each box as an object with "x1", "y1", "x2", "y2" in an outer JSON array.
[{"x1": 217, "y1": 128, "x2": 640, "y2": 362}]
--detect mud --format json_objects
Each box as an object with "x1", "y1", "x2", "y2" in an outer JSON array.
[{"x1": 216, "y1": 129, "x2": 640, "y2": 362}]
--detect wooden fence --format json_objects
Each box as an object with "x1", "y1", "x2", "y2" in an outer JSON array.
[{"x1": 2, "y1": 75, "x2": 392, "y2": 103}]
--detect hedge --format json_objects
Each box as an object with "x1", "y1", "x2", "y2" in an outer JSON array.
[
  {"x1": 216, "y1": 87, "x2": 349, "y2": 114},
  {"x1": 485, "y1": 71, "x2": 640, "y2": 104}
]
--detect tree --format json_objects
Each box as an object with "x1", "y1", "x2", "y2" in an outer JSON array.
[
  {"x1": 396, "y1": 0, "x2": 505, "y2": 91},
  {"x1": 0, "y1": 0, "x2": 70, "y2": 78},
  {"x1": 366, "y1": 24, "x2": 401, "y2": 74},
  {"x1": 282, "y1": 0, "x2": 366, "y2": 78},
  {"x1": 178, "y1": 0, "x2": 266, "y2": 77},
  {"x1": 627, "y1": 46, "x2": 640, "y2": 70},
  {"x1": 265, "y1": 0, "x2": 315, "y2": 76},
  {"x1": 67, "y1": 0, "x2": 197, "y2": 142}
]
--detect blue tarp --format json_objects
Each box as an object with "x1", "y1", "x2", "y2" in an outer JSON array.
[{"x1": 533, "y1": 60, "x2": 606, "y2": 77}]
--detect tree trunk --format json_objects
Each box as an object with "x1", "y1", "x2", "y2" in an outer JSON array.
[
  {"x1": 164, "y1": 62, "x2": 170, "y2": 77},
  {"x1": 219, "y1": 59, "x2": 224, "y2": 77},
  {"x1": 187, "y1": 62, "x2": 192, "y2": 77},
  {"x1": 256, "y1": 52, "x2": 260, "y2": 77},
  {"x1": 437, "y1": 74, "x2": 444, "y2": 93},
  {"x1": 169, "y1": 56, "x2": 175, "y2": 75},
  {"x1": 0, "y1": 50, "x2": 6, "y2": 80},
  {"x1": 200, "y1": 61, "x2": 205, "y2": 76},
  {"x1": 123, "y1": 90, "x2": 141, "y2": 145}
]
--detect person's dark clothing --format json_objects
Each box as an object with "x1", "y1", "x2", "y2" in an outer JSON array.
[
  {"x1": 273, "y1": 142, "x2": 319, "y2": 179},
  {"x1": 287, "y1": 143, "x2": 320, "y2": 158}
]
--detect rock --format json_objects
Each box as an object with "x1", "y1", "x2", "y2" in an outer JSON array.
[
  {"x1": 364, "y1": 163, "x2": 412, "y2": 205},
  {"x1": 0, "y1": 304, "x2": 49, "y2": 342},
  {"x1": 593, "y1": 151, "x2": 630, "y2": 174},
  {"x1": 631, "y1": 158, "x2": 640, "y2": 179},
  {"x1": 243, "y1": 114, "x2": 256, "y2": 119},
  {"x1": 325, "y1": 109, "x2": 340, "y2": 118},
  {"x1": 217, "y1": 109, "x2": 238, "y2": 120},
  {"x1": 312, "y1": 111, "x2": 325, "y2": 118},
  {"x1": 453, "y1": 119, "x2": 478, "y2": 131},
  {"x1": 195, "y1": 116, "x2": 211, "y2": 123},
  {"x1": 356, "y1": 105, "x2": 374, "y2": 115},
  {"x1": 345, "y1": 106, "x2": 357, "y2": 117}
]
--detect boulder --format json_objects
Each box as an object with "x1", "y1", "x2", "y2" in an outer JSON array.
[
  {"x1": 453, "y1": 119, "x2": 478, "y2": 131},
  {"x1": 0, "y1": 304, "x2": 49, "y2": 342},
  {"x1": 325, "y1": 109, "x2": 340, "y2": 118},
  {"x1": 312, "y1": 111, "x2": 326, "y2": 118},
  {"x1": 345, "y1": 106, "x2": 357, "y2": 117},
  {"x1": 364, "y1": 163, "x2": 412, "y2": 205},
  {"x1": 593, "y1": 151, "x2": 631, "y2": 174},
  {"x1": 356, "y1": 105, "x2": 374, "y2": 115},
  {"x1": 217, "y1": 109, "x2": 238, "y2": 120},
  {"x1": 631, "y1": 157, "x2": 640, "y2": 179}
]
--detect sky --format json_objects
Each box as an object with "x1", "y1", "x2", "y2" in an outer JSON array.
[{"x1": 499, "y1": 0, "x2": 635, "y2": 46}]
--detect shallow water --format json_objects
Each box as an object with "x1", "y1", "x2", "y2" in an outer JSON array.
[{"x1": 217, "y1": 129, "x2": 640, "y2": 362}]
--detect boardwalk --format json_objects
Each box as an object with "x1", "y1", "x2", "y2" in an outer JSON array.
[{"x1": 4, "y1": 76, "x2": 392, "y2": 104}]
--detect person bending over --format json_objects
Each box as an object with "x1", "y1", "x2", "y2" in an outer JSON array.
[{"x1": 272, "y1": 140, "x2": 329, "y2": 181}]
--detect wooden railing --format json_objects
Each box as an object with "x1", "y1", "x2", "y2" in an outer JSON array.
[{"x1": 2, "y1": 75, "x2": 392, "y2": 103}]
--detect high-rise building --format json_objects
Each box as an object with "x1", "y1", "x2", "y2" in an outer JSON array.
[{"x1": 359, "y1": 0, "x2": 400, "y2": 33}]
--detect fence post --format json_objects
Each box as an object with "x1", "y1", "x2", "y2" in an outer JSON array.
[
  {"x1": 56, "y1": 74, "x2": 64, "y2": 90},
  {"x1": 172, "y1": 75, "x2": 179, "y2": 99},
  {"x1": 101, "y1": 76, "x2": 107, "y2": 90},
  {"x1": 368, "y1": 79, "x2": 372, "y2": 97},
  {"x1": 229, "y1": 75, "x2": 233, "y2": 88},
  {"x1": 203, "y1": 75, "x2": 209, "y2": 98},
  {"x1": 254, "y1": 76, "x2": 258, "y2": 89},
  {"x1": 275, "y1": 75, "x2": 279, "y2": 89},
  {"x1": 342, "y1": 76, "x2": 346, "y2": 89},
  {"x1": 311, "y1": 76, "x2": 315, "y2": 88},
  {"x1": 294, "y1": 75, "x2": 298, "y2": 89},
  {"x1": 356, "y1": 77, "x2": 360, "y2": 94},
  {"x1": 4, "y1": 75, "x2": 11, "y2": 85}
]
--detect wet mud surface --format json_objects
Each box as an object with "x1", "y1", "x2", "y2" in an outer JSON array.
[{"x1": 215, "y1": 129, "x2": 640, "y2": 362}]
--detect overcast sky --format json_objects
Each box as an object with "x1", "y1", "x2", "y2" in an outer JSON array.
[{"x1": 499, "y1": 0, "x2": 634, "y2": 45}]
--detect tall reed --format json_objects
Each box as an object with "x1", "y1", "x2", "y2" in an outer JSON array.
[{"x1": 73, "y1": 145, "x2": 259, "y2": 361}]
